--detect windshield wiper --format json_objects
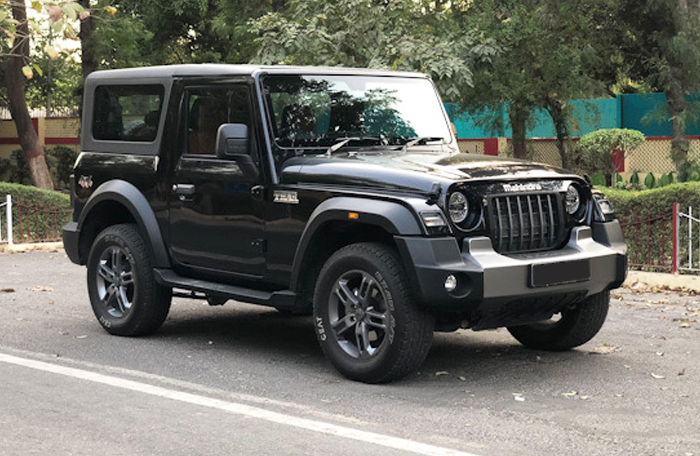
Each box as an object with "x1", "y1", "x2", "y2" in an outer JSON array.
[
  {"x1": 325, "y1": 136, "x2": 383, "y2": 156},
  {"x1": 401, "y1": 136, "x2": 444, "y2": 153}
]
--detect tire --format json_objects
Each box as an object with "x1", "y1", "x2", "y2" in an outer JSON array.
[
  {"x1": 313, "y1": 242, "x2": 434, "y2": 383},
  {"x1": 507, "y1": 291, "x2": 610, "y2": 351},
  {"x1": 87, "y1": 224, "x2": 172, "y2": 336}
]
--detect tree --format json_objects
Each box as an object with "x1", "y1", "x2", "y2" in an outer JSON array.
[
  {"x1": 460, "y1": 0, "x2": 616, "y2": 167},
  {"x1": 618, "y1": 0, "x2": 700, "y2": 178},
  {"x1": 249, "y1": 0, "x2": 476, "y2": 102},
  {"x1": 576, "y1": 128, "x2": 645, "y2": 186},
  {"x1": 1, "y1": 0, "x2": 85, "y2": 189}
]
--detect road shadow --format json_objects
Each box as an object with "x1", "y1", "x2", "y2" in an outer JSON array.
[{"x1": 146, "y1": 301, "x2": 612, "y2": 388}]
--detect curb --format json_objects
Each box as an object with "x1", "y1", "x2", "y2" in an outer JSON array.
[
  {"x1": 624, "y1": 270, "x2": 700, "y2": 293},
  {"x1": 0, "y1": 241, "x2": 63, "y2": 253}
]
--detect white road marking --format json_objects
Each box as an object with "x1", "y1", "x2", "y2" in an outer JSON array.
[{"x1": 0, "y1": 352, "x2": 482, "y2": 456}]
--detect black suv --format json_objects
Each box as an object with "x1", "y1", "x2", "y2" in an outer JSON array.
[{"x1": 63, "y1": 64, "x2": 627, "y2": 383}]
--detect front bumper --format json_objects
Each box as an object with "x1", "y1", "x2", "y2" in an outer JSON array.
[{"x1": 395, "y1": 220, "x2": 627, "y2": 329}]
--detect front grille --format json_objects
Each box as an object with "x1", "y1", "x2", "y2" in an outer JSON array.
[{"x1": 488, "y1": 193, "x2": 564, "y2": 253}]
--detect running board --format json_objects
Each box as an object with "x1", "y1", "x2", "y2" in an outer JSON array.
[{"x1": 154, "y1": 269, "x2": 296, "y2": 309}]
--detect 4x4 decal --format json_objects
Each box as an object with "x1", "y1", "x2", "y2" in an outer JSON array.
[{"x1": 273, "y1": 190, "x2": 299, "y2": 204}]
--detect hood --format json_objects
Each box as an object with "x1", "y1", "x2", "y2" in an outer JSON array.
[{"x1": 280, "y1": 150, "x2": 580, "y2": 195}]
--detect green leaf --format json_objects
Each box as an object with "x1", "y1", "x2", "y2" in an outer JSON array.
[
  {"x1": 32, "y1": 64, "x2": 43, "y2": 77},
  {"x1": 31, "y1": 1, "x2": 42, "y2": 13}
]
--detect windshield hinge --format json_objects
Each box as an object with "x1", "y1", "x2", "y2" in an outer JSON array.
[{"x1": 427, "y1": 182, "x2": 442, "y2": 205}]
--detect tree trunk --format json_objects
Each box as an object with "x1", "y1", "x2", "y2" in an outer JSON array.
[
  {"x1": 79, "y1": 0, "x2": 97, "y2": 80},
  {"x1": 2, "y1": 0, "x2": 54, "y2": 190},
  {"x1": 544, "y1": 97, "x2": 570, "y2": 170},
  {"x1": 509, "y1": 106, "x2": 528, "y2": 159},
  {"x1": 666, "y1": 66, "x2": 690, "y2": 178}
]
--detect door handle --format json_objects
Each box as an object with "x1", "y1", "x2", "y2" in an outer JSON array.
[{"x1": 172, "y1": 184, "x2": 195, "y2": 196}]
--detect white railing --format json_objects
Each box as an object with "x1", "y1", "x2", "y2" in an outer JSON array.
[
  {"x1": 0, "y1": 195, "x2": 12, "y2": 246},
  {"x1": 673, "y1": 203, "x2": 700, "y2": 273}
]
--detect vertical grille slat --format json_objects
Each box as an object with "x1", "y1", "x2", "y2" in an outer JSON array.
[
  {"x1": 488, "y1": 190, "x2": 563, "y2": 254},
  {"x1": 526, "y1": 195, "x2": 535, "y2": 250},
  {"x1": 506, "y1": 196, "x2": 514, "y2": 252},
  {"x1": 516, "y1": 196, "x2": 524, "y2": 250},
  {"x1": 547, "y1": 194, "x2": 556, "y2": 245},
  {"x1": 537, "y1": 196, "x2": 546, "y2": 249}
]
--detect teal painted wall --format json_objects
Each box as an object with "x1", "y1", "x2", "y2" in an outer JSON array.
[{"x1": 447, "y1": 92, "x2": 700, "y2": 139}]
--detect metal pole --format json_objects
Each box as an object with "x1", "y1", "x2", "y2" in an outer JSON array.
[
  {"x1": 689, "y1": 206, "x2": 692, "y2": 270},
  {"x1": 6, "y1": 194, "x2": 12, "y2": 246},
  {"x1": 672, "y1": 202, "x2": 678, "y2": 274}
]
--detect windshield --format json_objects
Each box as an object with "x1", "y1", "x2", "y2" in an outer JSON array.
[{"x1": 262, "y1": 75, "x2": 451, "y2": 149}]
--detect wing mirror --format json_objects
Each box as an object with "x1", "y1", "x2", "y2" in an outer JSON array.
[{"x1": 216, "y1": 123, "x2": 259, "y2": 180}]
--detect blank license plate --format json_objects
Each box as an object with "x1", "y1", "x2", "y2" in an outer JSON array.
[{"x1": 530, "y1": 260, "x2": 590, "y2": 288}]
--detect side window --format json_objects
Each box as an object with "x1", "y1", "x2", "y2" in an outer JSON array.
[
  {"x1": 186, "y1": 86, "x2": 254, "y2": 157},
  {"x1": 93, "y1": 85, "x2": 164, "y2": 142}
]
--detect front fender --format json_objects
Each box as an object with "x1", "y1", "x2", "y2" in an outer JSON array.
[
  {"x1": 78, "y1": 180, "x2": 170, "y2": 268},
  {"x1": 289, "y1": 196, "x2": 423, "y2": 290}
]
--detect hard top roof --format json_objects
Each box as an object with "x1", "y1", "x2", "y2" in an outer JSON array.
[{"x1": 86, "y1": 64, "x2": 428, "y2": 80}]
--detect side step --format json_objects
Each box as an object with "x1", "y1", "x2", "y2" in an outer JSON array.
[{"x1": 154, "y1": 269, "x2": 297, "y2": 309}]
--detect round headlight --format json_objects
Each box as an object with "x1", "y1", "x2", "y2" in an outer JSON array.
[
  {"x1": 565, "y1": 185, "x2": 581, "y2": 215},
  {"x1": 448, "y1": 192, "x2": 469, "y2": 224}
]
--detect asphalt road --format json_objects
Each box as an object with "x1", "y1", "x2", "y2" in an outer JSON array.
[{"x1": 1, "y1": 250, "x2": 699, "y2": 456}]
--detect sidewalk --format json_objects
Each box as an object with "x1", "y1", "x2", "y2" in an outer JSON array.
[
  {"x1": 624, "y1": 270, "x2": 700, "y2": 293},
  {"x1": 0, "y1": 241, "x2": 63, "y2": 253}
]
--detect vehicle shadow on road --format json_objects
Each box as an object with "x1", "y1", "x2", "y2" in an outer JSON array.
[{"x1": 149, "y1": 303, "x2": 610, "y2": 387}]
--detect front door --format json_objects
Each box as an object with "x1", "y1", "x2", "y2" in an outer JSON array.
[{"x1": 169, "y1": 84, "x2": 266, "y2": 279}]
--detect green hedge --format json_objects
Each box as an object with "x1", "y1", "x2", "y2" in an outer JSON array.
[
  {"x1": 600, "y1": 183, "x2": 700, "y2": 272},
  {"x1": 0, "y1": 182, "x2": 71, "y2": 243},
  {"x1": 0, "y1": 146, "x2": 78, "y2": 189}
]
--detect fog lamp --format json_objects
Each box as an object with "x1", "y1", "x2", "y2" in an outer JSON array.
[{"x1": 444, "y1": 274, "x2": 458, "y2": 292}]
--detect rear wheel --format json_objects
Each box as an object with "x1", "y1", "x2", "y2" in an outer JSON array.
[
  {"x1": 87, "y1": 224, "x2": 172, "y2": 336},
  {"x1": 507, "y1": 291, "x2": 610, "y2": 351},
  {"x1": 313, "y1": 243, "x2": 433, "y2": 383}
]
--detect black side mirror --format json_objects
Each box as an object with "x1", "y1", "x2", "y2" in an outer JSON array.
[
  {"x1": 216, "y1": 123, "x2": 249, "y2": 158},
  {"x1": 216, "y1": 123, "x2": 259, "y2": 180}
]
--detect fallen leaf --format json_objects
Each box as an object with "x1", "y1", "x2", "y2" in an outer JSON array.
[
  {"x1": 458, "y1": 376, "x2": 466, "y2": 381},
  {"x1": 580, "y1": 396, "x2": 590, "y2": 400},
  {"x1": 31, "y1": 285, "x2": 54, "y2": 292},
  {"x1": 435, "y1": 371, "x2": 449, "y2": 376},
  {"x1": 514, "y1": 396, "x2": 525, "y2": 402},
  {"x1": 75, "y1": 335, "x2": 87, "y2": 339},
  {"x1": 589, "y1": 344, "x2": 620, "y2": 355},
  {"x1": 679, "y1": 323, "x2": 691, "y2": 328},
  {"x1": 562, "y1": 391, "x2": 578, "y2": 397},
  {"x1": 0, "y1": 288, "x2": 15, "y2": 293},
  {"x1": 656, "y1": 351, "x2": 664, "y2": 356},
  {"x1": 679, "y1": 369, "x2": 686, "y2": 376},
  {"x1": 208, "y1": 340, "x2": 214, "y2": 345},
  {"x1": 48, "y1": 300, "x2": 54, "y2": 305},
  {"x1": 651, "y1": 373, "x2": 665, "y2": 379}
]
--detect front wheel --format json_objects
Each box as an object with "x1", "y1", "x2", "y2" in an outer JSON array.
[
  {"x1": 87, "y1": 224, "x2": 172, "y2": 336},
  {"x1": 313, "y1": 243, "x2": 434, "y2": 383},
  {"x1": 507, "y1": 291, "x2": 610, "y2": 351}
]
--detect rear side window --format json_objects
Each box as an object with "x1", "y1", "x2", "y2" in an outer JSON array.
[{"x1": 92, "y1": 85, "x2": 164, "y2": 142}]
